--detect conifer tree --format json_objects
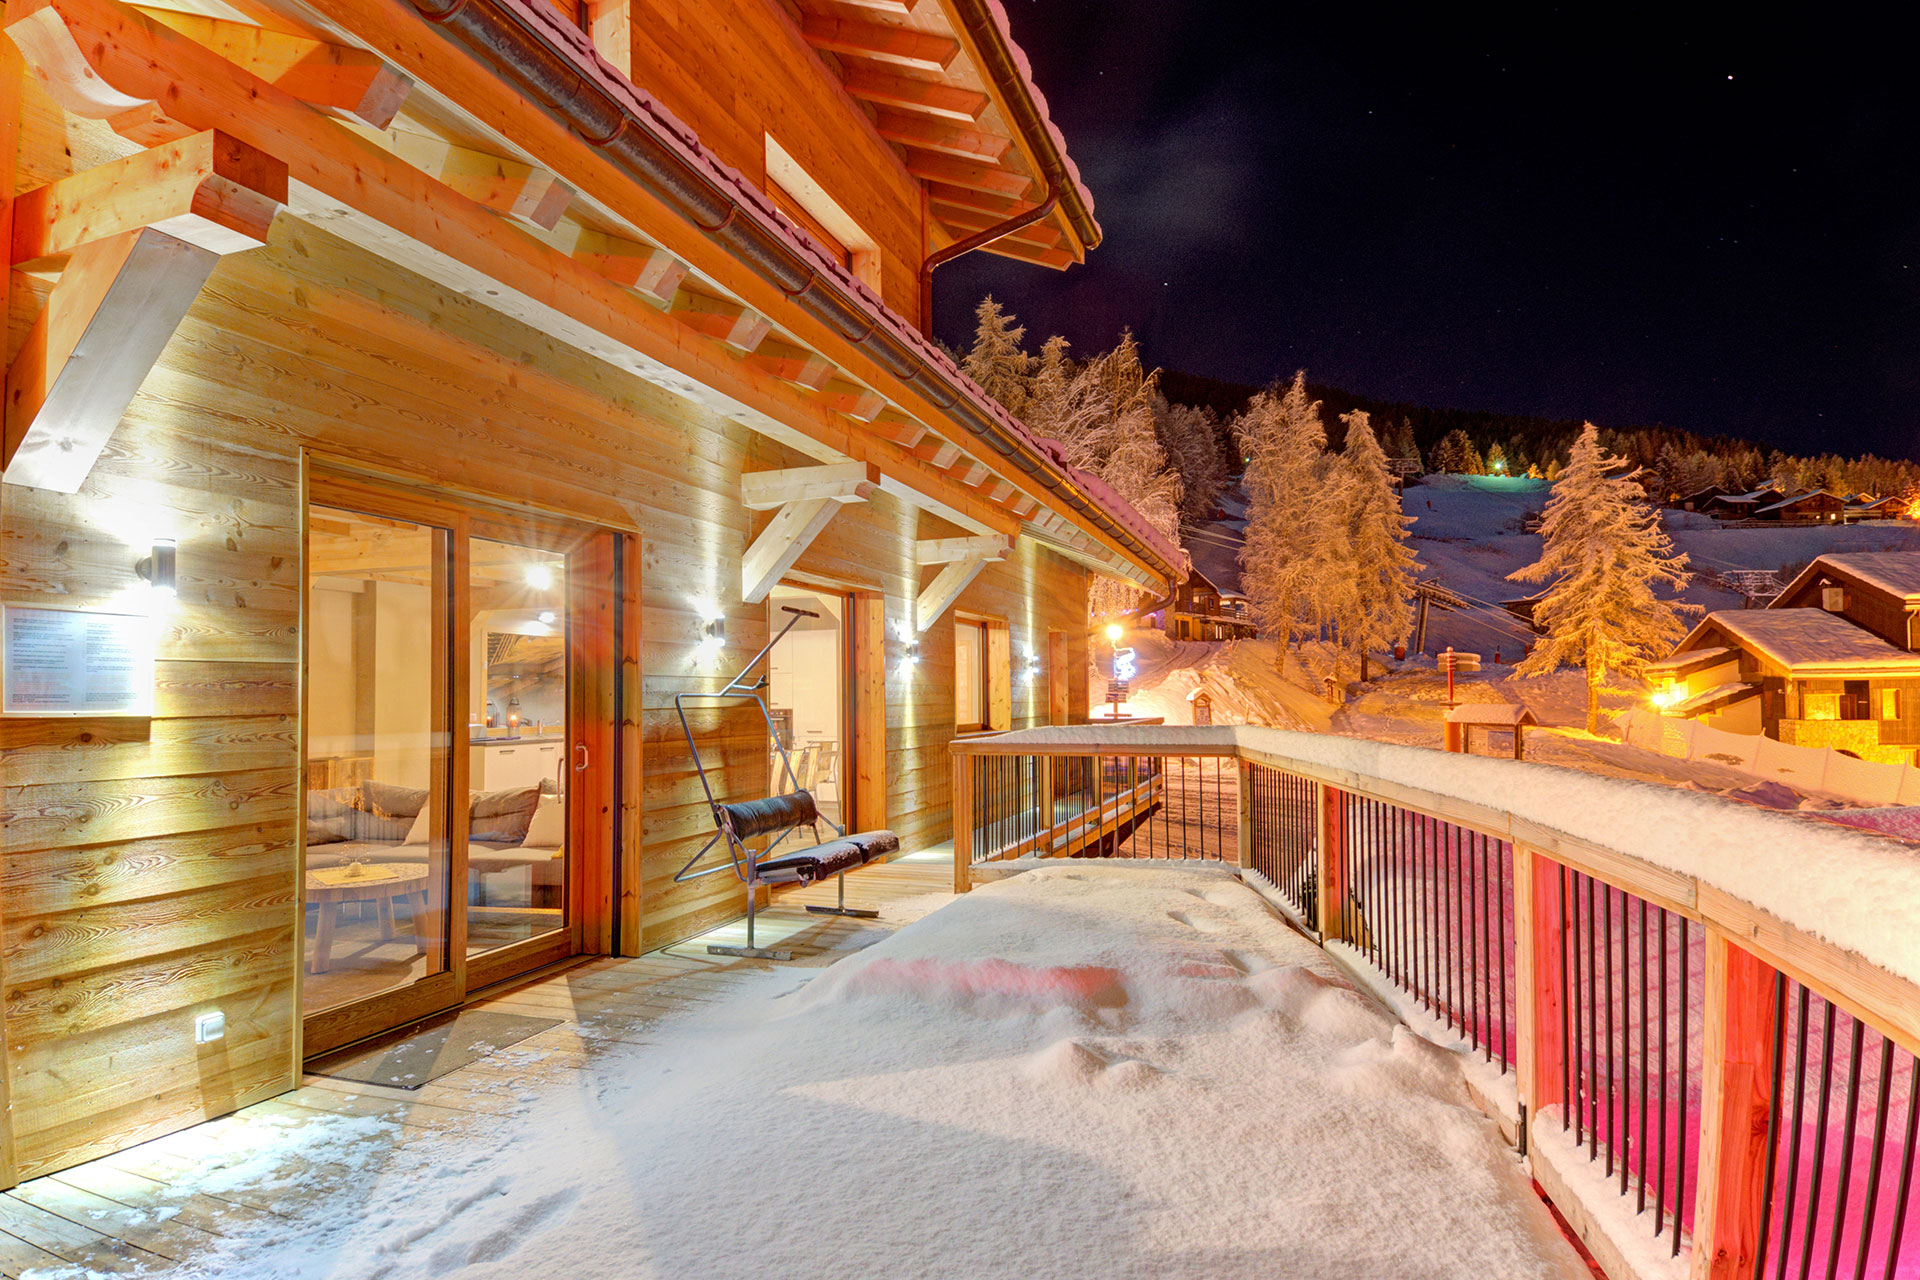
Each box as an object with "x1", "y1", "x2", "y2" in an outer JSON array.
[
  {"x1": 1238, "y1": 372, "x2": 1336, "y2": 672},
  {"x1": 1485, "y1": 442, "x2": 1509, "y2": 475},
  {"x1": 1329, "y1": 411, "x2": 1418, "y2": 684},
  {"x1": 961, "y1": 296, "x2": 1033, "y2": 418},
  {"x1": 1509, "y1": 423, "x2": 1694, "y2": 732}
]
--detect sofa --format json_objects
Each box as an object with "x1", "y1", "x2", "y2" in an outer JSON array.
[{"x1": 306, "y1": 778, "x2": 565, "y2": 904}]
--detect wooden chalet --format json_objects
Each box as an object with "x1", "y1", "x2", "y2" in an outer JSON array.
[
  {"x1": 1651, "y1": 553, "x2": 1920, "y2": 761},
  {"x1": 0, "y1": 0, "x2": 1182, "y2": 1185},
  {"x1": 1753, "y1": 489, "x2": 1845, "y2": 523},
  {"x1": 1674, "y1": 484, "x2": 1725, "y2": 512},
  {"x1": 1846, "y1": 493, "x2": 1904, "y2": 521},
  {"x1": 1700, "y1": 487, "x2": 1783, "y2": 519},
  {"x1": 1163, "y1": 564, "x2": 1253, "y2": 640}
]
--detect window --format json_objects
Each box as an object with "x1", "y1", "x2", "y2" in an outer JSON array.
[
  {"x1": 955, "y1": 620, "x2": 985, "y2": 730},
  {"x1": 1803, "y1": 691, "x2": 1840, "y2": 721},
  {"x1": 765, "y1": 134, "x2": 881, "y2": 292},
  {"x1": 1843, "y1": 680, "x2": 1872, "y2": 721},
  {"x1": 1823, "y1": 585, "x2": 1845, "y2": 611},
  {"x1": 1884, "y1": 689, "x2": 1903, "y2": 721}
]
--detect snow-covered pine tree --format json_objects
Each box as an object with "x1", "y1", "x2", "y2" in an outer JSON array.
[
  {"x1": 1237, "y1": 372, "x2": 1336, "y2": 672},
  {"x1": 1432, "y1": 428, "x2": 1479, "y2": 474},
  {"x1": 961, "y1": 296, "x2": 1033, "y2": 418},
  {"x1": 1509, "y1": 422, "x2": 1694, "y2": 732},
  {"x1": 1156, "y1": 396, "x2": 1228, "y2": 523},
  {"x1": 1330, "y1": 411, "x2": 1418, "y2": 684},
  {"x1": 1485, "y1": 442, "x2": 1508, "y2": 475},
  {"x1": 1381, "y1": 418, "x2": 1422, "y2": 473}
]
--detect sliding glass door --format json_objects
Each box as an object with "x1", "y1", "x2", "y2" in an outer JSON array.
[{"x1": 302, "y1": 476, "x2": 605, "y2": 1055}]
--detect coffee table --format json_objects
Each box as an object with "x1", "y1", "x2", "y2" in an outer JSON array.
[{"x1": 307, "y1": 862, "x2": 431, "y2": 974}]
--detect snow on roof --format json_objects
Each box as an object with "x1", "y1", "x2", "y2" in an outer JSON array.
[
  {"x1": 488, "y1": 0, "x2": 1183, "y2": 581},
  {"x1": 1695, "y1": 608, "x2": 1917, "y2": 671},
  {"x1": 1645, "y1": 646, "x2": 1733, "y2": 674},
  {"x1": 1756, "y1": 490, "x2": 1843, "y2": 515},
  {"x1": 983, "y1": 723, "x2": 1920, "y2": 991},
  {"x1": 1443, "y1": 704, "x2": 1536, "y2": 726},
  {"x1": 1667, "y1": 681, "x2": 1759, "y2": 717},
  {"x1": 1719, "y1": 488, "x2": 1780, "y2": 503},
  {"x1": 1803, "y1": 552, "x2": 1920, "y2": 602}
]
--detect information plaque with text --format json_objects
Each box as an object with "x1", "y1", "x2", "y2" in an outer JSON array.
[{"x1": 0, "y1": 604, "x2": 155, "y2": 717}]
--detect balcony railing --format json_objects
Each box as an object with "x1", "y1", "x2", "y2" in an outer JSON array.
[{"x1": 950, "y1": 725, "x2": 1920, "y2": 1280}]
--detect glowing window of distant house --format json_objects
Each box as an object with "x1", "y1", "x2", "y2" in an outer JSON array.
[
  {"x1": 1803, "y1": 691, "x2": 1841, "y2": 721},
  {"x1": 765, "y1": 134, "x2": 881, "y2": 293},
  {"x1": 1823, "y1": 585, "x2": 1845, "y2": 611},
  {"x1": 1885, "y1": 689, "x2": 1903, "y2": 720}
]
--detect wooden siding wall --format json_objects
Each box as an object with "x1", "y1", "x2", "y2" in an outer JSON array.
[
  {"x1": 1776, "y1": 574, "x2": 1914, "y2": 652},
  {"x1": 623, "y1": 0, "x2": 925, "y2": 319},
  {"x1": 0, "y1": 86, "x2": 1087, "y2": 1180}
]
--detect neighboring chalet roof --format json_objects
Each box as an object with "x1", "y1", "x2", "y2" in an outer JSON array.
[
  {"x1": 1755, "y1": 489, "x2": 1843, "y2": 516},
  {"x1": 1645, "y1": 646, "x2": 1734, "y2": 676},
  {"x1": 1443, "y1": 703, "x2": 1537, "y2": 727},
  {"x1": 1682, "y1": 609, "x2": 1917, "y2": 673},
  {"x1": 1775, "y1": 552, "x2": 1920, "y2": 607},
  {"x1": 1668, "y1": 682, "x2": 1759, "y2": 717},
  {"x1": 1848, "y1": 495, "x2": 1902, "y2": 510},
  {"x1": 1180, "y1": 534, "x2": 1244, "y2": 600}
]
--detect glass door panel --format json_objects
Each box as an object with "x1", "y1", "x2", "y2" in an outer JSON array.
[
  {"x1": 466, "y1": 537, "x2": 569, "y2": 957},
  {"x1": 767, "y1": 585, "x2": 845, "y2": 828},
  {"x1": 303, "y1": 506, "x2": 453, "y2": 1015}
]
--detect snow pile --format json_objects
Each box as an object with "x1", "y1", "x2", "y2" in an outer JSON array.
[{"x1": 128, "y1": 866, "x2": 1583, "y2": 1280}]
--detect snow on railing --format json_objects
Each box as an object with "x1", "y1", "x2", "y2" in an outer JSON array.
[{"x1": 949, "y1": 725, "x2": 1920, "y2": 1280}]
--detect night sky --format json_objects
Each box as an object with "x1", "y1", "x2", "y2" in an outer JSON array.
[{"x1": 932, "y1": 3, "x2": 1920, "y2": 460}]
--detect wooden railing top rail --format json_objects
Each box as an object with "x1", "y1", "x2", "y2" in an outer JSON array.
[{"x1": 952, "y1": 724, "x2": 1920, "y2": 1059}]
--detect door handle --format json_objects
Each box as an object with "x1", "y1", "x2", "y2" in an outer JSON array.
[{"x1": 574, "y1": 744, "x2": 590, "y2": 772}]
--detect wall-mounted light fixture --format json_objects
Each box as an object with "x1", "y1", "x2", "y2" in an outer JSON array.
[
  {"x1": 1025, "y1": 645, "x2": 1041, "y2": 678},
  {"x1": 702, "y1": 617, "x2": 726, "y2": 647},
  {"x1": 538, "y1": 610, "x2": 558, "y2": 625},
  {"x1": 524, "y1": 563, "x2": 556, "y2": 591},
  {"x1": 136, "y1": 538, "x2": 177, "y2": 598}
]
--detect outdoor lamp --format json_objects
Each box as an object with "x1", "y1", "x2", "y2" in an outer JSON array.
[
  {"x1": 702, "y1": 617, "x2": 725, "y2": 646},
  {"x1": 136, "y1": 538, "x2": 177, "y2": 597},
  {"x1": 1105, "y1": 622, "x2": 1122, "y2": 643}
]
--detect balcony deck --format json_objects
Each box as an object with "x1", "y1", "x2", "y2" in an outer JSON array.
[{"x1": 0, "y1": 850, "x2": 957, "y2": 1276}]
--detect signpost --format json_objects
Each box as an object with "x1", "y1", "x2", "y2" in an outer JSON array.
[
  {"x1": 1437, "y1": 646, "x2": 1481, "y2": 709},
  {"x1": 1109, "y1": 645, "x2": 1136, "y2": 719}
]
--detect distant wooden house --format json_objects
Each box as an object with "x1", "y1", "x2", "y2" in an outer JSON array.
[
  {"x1": 1652, "y1": 553, "x2": 1920, "y2": 763},
  {"x1": 1677, "y1": 485, "x2": 1727, "y2": 512},
  {"x1": 1702, "y1": 487, "x2": 1785, "y2": 519},
  {"x1": 1847, "y1": 495, "x2": 1905, "y2": 521},
  {"x1": 1755, "y1": 490, "x2": 1845, "y2": 523},
  {"x1": 1166, "y1": 565, "x2": 1256, "y2": 640}
]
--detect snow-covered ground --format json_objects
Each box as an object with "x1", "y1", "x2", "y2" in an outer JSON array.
[{"x1": 125, "y1": 866, "x2": 1586, "y2": 1280}]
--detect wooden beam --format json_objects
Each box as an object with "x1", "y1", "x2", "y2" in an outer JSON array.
[
  {"x1": 950, "y1": 458, "x2": 989, "y2": 488},
  {"x1": 11, "y1": 129, "x2": 285, "y2": 265},
  {"x1": 556, "y1": 224, "x2": 684, "y2": 304},
  {"x1": 800, "y1": 15, "x2": 956, "y2": 72},
  {"x1": 1691, "y1": 932, "x2": 1780, "y2": 1280},
  {"x1": 740, "y1": 460, "x2": 877, "y2": 511},
  {"x1": 931, "y1": 199, "x2": 1062, "y2": 247},
  {"x1": 925, "y1": 181, "x2": 1040, "y2": 221},
  {"x1": 876, "y1": 112, "x2": 1010, "y2": 163},
  {"x1": 670, "y1": 289, "x2": 770, "y2": 354},
  {"x1": 6, "y1": 228, "x2": 218, "y2": 491},
  {"x1": 978, "y1": 236, "x2": 1074, "y2": 270},
  {"x1": 816, "y1": 379, "x2": 886, "y2": 422},
  {"x1": 913, "y1": 436, "x2": 960, "y2": 469},
  {"x1": 134, "y1": 7, "x2": 409, "y2": 127},
  {"x1": 746, "y1": 336, "x2": 834, "y2": 390},
  {"x1": 870, "y1": 411, "x2": 927, "y2": 449},
  {"x1": 1008, "y1": 494, "x2": 1038, "y2": 517},
  {"x1": 376, "y1": 126, "x2": 573, "y2": 230},
  {"x1": 903, "y1": 149, "x2": 1031, "y2": 198},
  {"x1": 740, "y1": 475, "x2": 872, "y2": 603},
  {"x1": 841, "y1": 66, "x2": 986, "y2": 121},
  {"x1": 915, "y1": 554, "x2": 992, "y2": 632},
  {"x1": 986, "y1": 479, "x2": 1014, "y2": 503},
  {"x1": 831, "y1": 0, "x2": 909, "y2": 12},
  {"x1": 916, "y1": 534, "x2": 1010, "y2": 564}
]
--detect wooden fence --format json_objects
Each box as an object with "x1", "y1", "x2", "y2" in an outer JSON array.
[{"x1": 949, "y1": 727, "x2": 1920, "y2": 1280}]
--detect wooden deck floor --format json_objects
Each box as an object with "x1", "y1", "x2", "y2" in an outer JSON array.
[{"x1": 0, "y1": 849, "x2": 956, "y2": 1277}]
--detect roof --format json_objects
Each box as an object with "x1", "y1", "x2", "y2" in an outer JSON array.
[
  {"x1": 1444, "y1": 704, "x2": 1537, "y2": 727},
  {"x1": 467, "y1": 0, "x2": 1179, "y2": 584},
  {"x1": 1667, "y1": 681, "x2": 1759, "y2": 717},
  {"x1": 1645, "y1": 646, "x2": 1734, "y2": 675},
  {"x1": 1684, "y1": 609, "x2": 1918, "y2": 672},
  {"x1": 1716, "y1": 488, "x2": 1781, "y2": 504},
  {"x1": 1756, "y1": 489, "x2": 1843, "y2": 515},
  {"x1": 1848, "y1": 496, "x2": 1902, "y2": 509},
  {"x1": 1776, "y1": 552, "x2": 1920, "y2": 606}
]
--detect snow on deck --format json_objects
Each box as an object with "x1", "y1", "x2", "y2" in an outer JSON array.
[{"x1": 132, "y1": 866, "x2": 1584, "y2": 1280}]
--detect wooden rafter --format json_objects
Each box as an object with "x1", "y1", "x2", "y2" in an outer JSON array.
[
  {"x1": 374, "y1": 126, "x2": 573, "y2": 230},
  {"x1": 671, "y1": 289, "x2": 770, "y2": 353},
  {"x1": 841, "y1": 66, "x2": 985, "y2": 121},
  {"x1": 800, "y1": 15, "x2": 956, "y2": 72},
  {"x1": 931, "y1": 199, "x2": 1063, "y2": 248},
  {"x1": 873, "y1": 111, "x2": 1009, "y2": 163},
  {"x1": 902, "y1": 149, "x2": 1030, "y2": 198},
  {"x1": 916, "y1": 534, "x2": 1010, "y2": 565},
  {"x1": 913, "y1": 437, "x2": 960, "y2": 469},
  {"x1": 740, "y1": 462, "x2": 878, "y2": 602},
  {"x1": 135, "y1": 7, "x2": 409, "y2": 127},
  {"x1": 553, "y1": 223, "x2": 685, "y2": 304},
  {"x1": 816, "y1": 379, "x2": 886, "y2": 422},
  {"x1": 870, "y1": 411, "x2": 927, "y2": 449},
  {"x1": 916, "y1": 553, "x2": 997, "y2": 632},
  {"x1": 746, "y1": 336, "x2": 834, "y2": 390}
]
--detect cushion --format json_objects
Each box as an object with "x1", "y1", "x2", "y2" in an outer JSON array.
[
  {"x1": 306, "y1": 785, "x2": 360, "y2": 847},
  {"x1": 523, "y1": 794, "x2": 566, "y2": 848},
  {"x1": 720, "y1": 791, "x2": 818, "y2": 840},
  {"x1": 470, "y1": 786, "x2": 540, "y2": 844},
  {"x1": 756, "y1": 840, "x2": 867, "y2": 885},
  {"x1": 356, "y1": 779, "x2": 429, "y2": 843},
  {"x1": 403, "y1": 805, "x2": 432, "y2": 846}
]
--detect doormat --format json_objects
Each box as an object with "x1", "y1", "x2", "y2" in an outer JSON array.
[{"x1": 309, "y1": 1010, "x2": 561, "y2": 1089}]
